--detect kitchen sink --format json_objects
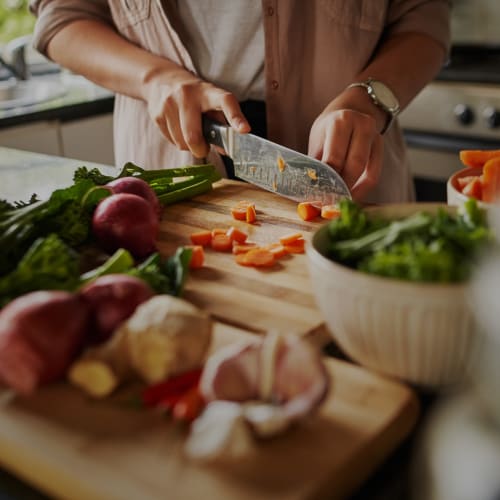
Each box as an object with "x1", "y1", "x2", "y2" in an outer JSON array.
[{"x1": 0, "y1": 79, "x2": 67, "y2": 110}]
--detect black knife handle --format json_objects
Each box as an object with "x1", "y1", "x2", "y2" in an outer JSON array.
[{"x1": 202, "y1": 115, "x2": 227, "y2": 150}]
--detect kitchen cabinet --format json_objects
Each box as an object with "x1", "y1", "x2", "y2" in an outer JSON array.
[
  {"x1": 60, "y1": 114, "x2": 115, "y2": 166},
  {"x1": 0, "y1": 114, "x2": 115, "y2": 166},
  {"x1": 0, "y1": 121, "x2": 61, "y2": 156}
]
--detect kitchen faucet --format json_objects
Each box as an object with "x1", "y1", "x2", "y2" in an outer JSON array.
[{"x1": 0, "y1": 35, "x2": 31, "y2": 81}]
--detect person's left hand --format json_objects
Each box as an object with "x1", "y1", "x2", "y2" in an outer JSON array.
[{"x1": 308, "y1": 98, "x2": 384, "y2": 202}]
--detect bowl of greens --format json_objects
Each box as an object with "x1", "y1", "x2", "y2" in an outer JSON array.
[{"x1": 306, "y1": 199, "x2": 494, "y2": 388}]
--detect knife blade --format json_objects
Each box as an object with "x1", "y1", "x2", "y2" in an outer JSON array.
[{"x1": 202, "y1": 117, "x2": 351, "y2": 205}]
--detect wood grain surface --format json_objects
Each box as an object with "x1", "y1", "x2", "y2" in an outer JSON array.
[
  {"x1": 0, "y1": 323, "x2": 419, "y2": 500},
  {"x1": 158, "y1": 180, "x2": 326, "y2": 336}
]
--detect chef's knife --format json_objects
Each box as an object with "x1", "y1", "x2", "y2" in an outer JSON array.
[{"x1": 202, "y1": 117, "x2": 351, "y2": 205}]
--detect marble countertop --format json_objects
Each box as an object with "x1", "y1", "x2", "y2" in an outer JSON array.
[{"x1": 0, "y1": 72, "x2": 114, "y2": 129}]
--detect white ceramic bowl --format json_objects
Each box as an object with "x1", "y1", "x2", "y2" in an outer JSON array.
[
  {"x1": 447, "y1": 166, "x2": 487, "y2": 208},
  {"x1": 306, "y1": 204, "x2": 477, "y2": 388}
]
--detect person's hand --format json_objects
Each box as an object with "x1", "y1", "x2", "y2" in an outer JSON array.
[
  {"x1": 308, "y1": 91, "x2": 385, "y2": 202},
  {"x1": 143, "y1": 67, "x2": 250, "y2": 158}
]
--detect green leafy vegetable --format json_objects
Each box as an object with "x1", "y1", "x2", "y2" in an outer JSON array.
[{"x1": 326, "y1": 199, "x2": 494, "y2": 283}]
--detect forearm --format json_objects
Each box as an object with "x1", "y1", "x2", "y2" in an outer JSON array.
[
  {"x1": 340, "y1": 32, "x2": 446, "y2": 132},
  {"x1": 46, "y1": 19, "x2": 191, "y2": 101}
]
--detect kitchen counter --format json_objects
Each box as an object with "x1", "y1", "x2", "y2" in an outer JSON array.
[
  {"x1": 0, "y1": 147, "x2": 435, "y2": 500},
  {"x1": 0, "y1": 72, "x2": 114, "y2": 130}
]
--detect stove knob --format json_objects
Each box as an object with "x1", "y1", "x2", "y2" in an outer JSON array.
[
  {"x1": 454, "y1": 104, "x2": 475, "y2": 126},
  {"x1": 483, "y1": 107, "x2": 500, "y2": 129}
]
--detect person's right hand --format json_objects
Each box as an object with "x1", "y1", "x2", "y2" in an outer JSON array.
[{"x1": 143, "y1": 68, "x2": 250, "y2": 158}]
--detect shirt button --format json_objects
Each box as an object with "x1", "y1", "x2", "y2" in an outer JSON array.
[
  {"x1": 267, "y1": 6, "x2": 274, "y2": 16},
  {"x1": 271, "y1": 80, "x2": 279, "y2": 90}
]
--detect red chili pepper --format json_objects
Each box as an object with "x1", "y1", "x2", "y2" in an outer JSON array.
[
  {"x1": 172, "y1": 385, "x2": 206, "y2": 423},
  {"x1": 141, "y1": 368, "x2": 202, "y2": 407}
]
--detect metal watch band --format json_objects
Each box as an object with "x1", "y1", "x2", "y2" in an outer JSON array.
[{"x1": 346, "y1": 79, "x2": 400, "y2": 134}]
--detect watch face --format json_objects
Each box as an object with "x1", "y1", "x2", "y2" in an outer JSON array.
[{"x1": 370, "y1": 80, "x2": 399, "y2": 112}]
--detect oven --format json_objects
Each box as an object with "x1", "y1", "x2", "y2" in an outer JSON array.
[{"x1": 398, "y1": 0, "x2": 500, "y2": 202}]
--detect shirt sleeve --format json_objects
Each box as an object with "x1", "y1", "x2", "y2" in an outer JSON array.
[
  {"x1": 29, "y1": 0, "x2": 113, "y2": 57},
  {"x1": 386, "y1": 0, "x2": 451, "y2": 55}
]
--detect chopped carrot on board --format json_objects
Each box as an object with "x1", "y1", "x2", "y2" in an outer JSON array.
[
  {"x1": 185, "y1": 245, "x2": 205, "y2": 269},
  {"x1": 279, "y1": 232, "x2": 303, "y2": 246},
  {"x1": 246, "y1": 204, "x2": 257, "y2": 223},
  {"x1": 211, "y1": 233, "x2": 233, "y2": 252},
  {"x1": 232, "y1": 242, "x2": 259, "y2": 255},
  {"x1": 297, "y1": 201, "x2": 321, "y2": 221},
  {"x1": 264, "y1": 242, "x2": 288, "y2": 259},
  {"x1": 459, "y1": 149, "x2": 500, "y2": 168},
  {"x1": 226, "y1": 226, "x2": 248, "y2": 243},
  {"x1": 231, "y1": 201, "x2": 255, "y2": 221},
  {"x1": 211, "y1": 228, "x2": 227, "y2": 237},
  {"x1": 284, "y1": 238, "x2": 306, "y2": 254},
  {"x1": 235, "y1": 248, "x2": 275, "y2": 267},
  {"x1": 321, "y1": 204, "x2": 341, "y2": 220},
  {"x1": 482, "y1": 157, "x2": 500, "y2": 203},
  {"x1": 190, "y1": 230, "x2": 212, "y2": 247}
]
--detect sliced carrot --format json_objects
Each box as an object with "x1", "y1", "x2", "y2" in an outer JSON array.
[
  {"x1": 172, "y1": 386, "x2": 206, "y2": 423},
  {"x1": 211, "y1": 227, "x2": 227, "y2": 237},
  {"x1": 482, "y1": 157, "x2": 500, "y2": 202},
  {"x1": 284, "y1": 238, "x2": 306, "y2": 254},
  {"x1": 232, "y1": 242, "x2": 258, "y2": 255},
  {"x1": 185, "y1": 245, "x2": 204, "y2": 269},
  {"x1": 211, "y1": 233, "x2": 233, "y2": 252},
  {"x1": 321, "y1": 204, "x2": 341, "y2": 220},
  {"x1": 297, "y1": 201, "x2": 321, "y2": 221},
  {"x1": 277, "y1": 156, "x2": 286, "y2": 172},
  {"x1": 190, "y1": 230, "x2": 212, "y2": 247},
  {"x1": 236, "y1": 248, "x2": 275, "y2": 267},
  {"x1": 279, "y1": 232, "x2": 303, "y2": 246},
  {"x1": 462, "y1": 177, "x2": 483, "y2": 200},
  {"x1": 264, "y1": 242, "x2": 287, "y2": 259},
  {"x1": 231, "y1": 201, "x2": 255, "y2": 221},
  {"x1": 456, "y1": 175, "x2": 478, "y2": 191},
  {"x1": 246, "y1": 204, "x2": 257, "y2": 223},
  {"x1": 226, "y1": 226, "x2": 248, "y2": 243},
  {"x1": 459, "y1": 149, "x2": 500, "y2": 168}
]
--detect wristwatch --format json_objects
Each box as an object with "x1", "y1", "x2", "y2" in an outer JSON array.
[{"x1": 346, "y1": 78, "x2": 400, "y2": 134}]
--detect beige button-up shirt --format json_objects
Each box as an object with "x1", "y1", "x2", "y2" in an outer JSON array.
[{"x1": 30, "y1": 0, "x2": 450, "y2": 203}]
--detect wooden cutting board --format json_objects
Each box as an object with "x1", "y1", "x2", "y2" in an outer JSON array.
[
  {"x1": 0, "y1": 323, "x2": 419, "y2": 500},
  {"x1": 158, "y1": 179, "x2": 327, "y2": 336}
]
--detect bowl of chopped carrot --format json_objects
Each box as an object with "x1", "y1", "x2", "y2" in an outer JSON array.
[
  {"x1": 447, "y1": 149, "x2": 500, "y2": 208},
  {"x1": 306, "y1": 199, "x2": 494, "y2": 388}
]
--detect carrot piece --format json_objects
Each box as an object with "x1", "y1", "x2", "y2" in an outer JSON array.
[
  {"x1": 284, "y1": 238, "x2": 306, "y2": 254},
  {"x1": 264, "y1": 242, "x2": 287, "y2": 259},
  {"x1": 456, "y1": 175, "x2": 478, "y2": 191},
  {"x1": 459, "y1": 149, "x2": 500, "y2": 168},
  {"x1": 231, "y1": 201, "x2": 255, "y2": 221},
  {"x1": 211, "y1": 228, "x2": 227, "y2": 237},
  {"x1": 482, "y1": 157, "x2": 500, "y2": 202},
  {"x1": 279, "y1": 232, "x2": 303, "y2": 245},
  {"x1": 462, "y1": 177, "x2": 483, "y2": 200},
  {"x1": 185, "y1": 245, "x2": 205, "y2": 268},
  {"x1": 246, "y1": 204, "x2": 257, "y2": 223},
  {"x1": 211, "y1": 233, "x2": 233, "y2": 252},
  {"x1": 236, "y1": 248, "x2": 276, "y2": 267},
  {"x1": 297, "y1": 201, "x2": 321, "y2": 221},
  {"x1": 277, "y1": 156, "x2": 286, "y2": 172},
  {"x1": 232, "y1": 242, "x2": 258, "y2": 255},
  {"x1": 190, "y1": 230, "x2": 212, "y2": 247},
  {"x1": 321, "y1": 204, "x2": 341, "y2": 220},
  {"x1": 226, "y1": 226, "x2": 248, "y2": 243},
  {"x1": 172, "y1": 386, "x2": 206, "y2": 423}
]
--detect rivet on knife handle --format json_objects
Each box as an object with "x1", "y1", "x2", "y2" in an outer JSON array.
[{"x1": 202, "y1": 116, "x2": 234, "y2": 156}]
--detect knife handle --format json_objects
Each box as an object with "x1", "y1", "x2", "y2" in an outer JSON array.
[{"x1": 202, "y1": 115, "x2": 228, "y2": 151}]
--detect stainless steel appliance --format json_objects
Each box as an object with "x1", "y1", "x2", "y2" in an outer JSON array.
[{"x1": 399, "y1": 1, "x2": 500, "y2": 201}]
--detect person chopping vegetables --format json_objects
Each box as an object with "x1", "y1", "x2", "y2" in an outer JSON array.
[{"x1": 29, "y1": 1, "x2": 450, "y2": 203}]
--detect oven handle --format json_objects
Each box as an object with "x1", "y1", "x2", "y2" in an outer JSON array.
[{"x1": 404, "y1": 130, "x2": 500, "y2": 153}]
